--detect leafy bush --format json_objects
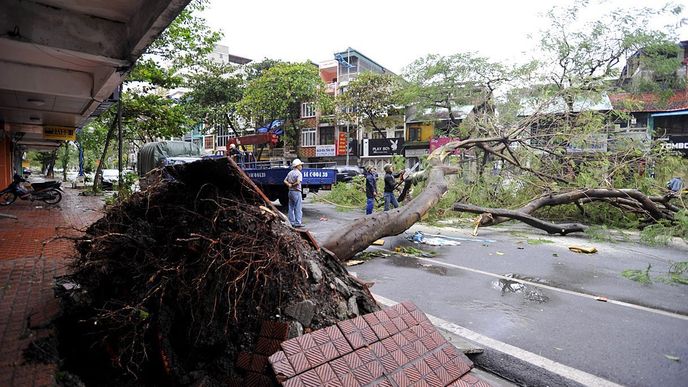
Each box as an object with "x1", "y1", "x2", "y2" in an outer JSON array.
[
  {"x1": 318, "y1": 175, "x2": 366, "y2": 211},
  {"x1": 640, "y1": 210, "x2": 688, "y2": 245}
]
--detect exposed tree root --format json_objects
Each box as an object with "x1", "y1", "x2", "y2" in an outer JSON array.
[{"x1": 56, "y1": 158, "x2": 378, "y2": 385}]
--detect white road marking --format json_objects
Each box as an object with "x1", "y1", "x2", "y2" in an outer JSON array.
[
  {"x1": 403, "y1": 254, "x2": 688, "y2": 321},
  {"x1": 374, "y1": 294, "x2": 623, "y2": 387}
]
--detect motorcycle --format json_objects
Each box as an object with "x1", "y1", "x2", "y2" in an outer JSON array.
[{"x1": 0, "y1": 174, "x2": 63, "y2": 205}]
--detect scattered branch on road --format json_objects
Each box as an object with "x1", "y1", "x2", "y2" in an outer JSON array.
[{"x1": 453, "y1": 189, "x2": 683, "y2": 234}]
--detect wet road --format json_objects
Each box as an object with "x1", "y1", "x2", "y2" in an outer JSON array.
[{"x1": 297, "y1": 198, "x2": 688, "y2": 387}]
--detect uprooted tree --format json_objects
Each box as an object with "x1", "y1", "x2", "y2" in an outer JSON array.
[{"x1": 58, "y1": 159, "x2": 379, "y2": 385}]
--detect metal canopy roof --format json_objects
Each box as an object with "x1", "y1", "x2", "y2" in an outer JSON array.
[{"x1": 0, "y1": 0, "x2": 191, "y2": 149}]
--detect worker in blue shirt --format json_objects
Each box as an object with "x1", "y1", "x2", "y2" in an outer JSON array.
[{"x1": 284, "y1": 159, "x2": 304, "y2": 227}]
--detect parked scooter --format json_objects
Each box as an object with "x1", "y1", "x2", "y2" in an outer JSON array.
[{"x1": 0, "y1": 174, "x2": 63, "y2": 205}]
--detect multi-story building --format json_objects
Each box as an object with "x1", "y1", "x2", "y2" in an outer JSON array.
[
  {"x1": 403, "y1": 105, "x2": 476, "y2": 166},
  {"x1": 298, "y1": 48, "x2": 403, "y2": 168}
]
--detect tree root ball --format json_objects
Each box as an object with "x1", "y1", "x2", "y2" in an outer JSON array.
[{"x1": 56, "y1": 158, "x2": 378, "y2": 385}]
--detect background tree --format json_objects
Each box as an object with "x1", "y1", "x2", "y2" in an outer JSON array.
[
  {"x1": 401, "y1": 52, "x2": 514, "y2": 136},
  {"x1": 336, "y1": 72, "x2": 402, "y2": 138},
  {"x1": 538, "y1": 0, "x2": 683, "y2": 107},
  {"x1": 237, "y1": 62, "x2": 326, "y2": 148},
  {"x1": 183, "y1": 60, "x2": 246, "y2": 137},
  {"x1": 245, "y1": 58, "x2": 283, "y2": 81}
]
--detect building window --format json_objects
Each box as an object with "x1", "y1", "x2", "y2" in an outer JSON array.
[
  {"x1": 409, "y1": 127, "x2": 421, "y2": 142},
  {"x1": 302, "y1": 128, "x2": 316, "y2": 146},
  {"x1": 204, "y1": 136, "x2": 214, "y2": 149},
  {"x1": 216, "y1": 126, "x2": 229, "y2": 147},
  {"x1": 394, "y1": 130, "x2": 404, "y2": 139},
  {"x1": 372, "y1": 131, "x2": 385, "y2": 139},
  {"x1": 301, "y1": 102, "x2": 316, "y2": 118},
  {"x1": 319, "y1": 127, "x2": 334, "y2": 145}
]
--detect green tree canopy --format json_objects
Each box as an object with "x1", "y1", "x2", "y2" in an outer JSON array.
[
  {"x1": 237, "y1": 62, "x2": 326, "y2": 146},
  {"x1": 182, "y1": 60, "x2": 246, "y2": 134},
  {"x1": 402, "y1": 52, "x2": 516, "y2": 135},
  {"x1": 336, "y1": 72, "x2": 402, "y2": 137}
]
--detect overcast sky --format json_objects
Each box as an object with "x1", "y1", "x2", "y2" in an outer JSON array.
[{"x1": 201, "y1": 0, "x2": 688, "y2": 74}]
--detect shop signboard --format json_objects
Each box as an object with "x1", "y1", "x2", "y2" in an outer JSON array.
[
  {"x1": 362, "y1": 138, "x2": 404, "y2": 157},
  {"x1": 662, "y1": 136, "x2": 688, "y2": 154},
  {"x1": 430, "y1": 136, "x2": 462, "y2": 155},
  {"x1": 337, "y1": 132, "x2": 347, "y2": 155},
  {"x1": 43, "y1": 126, "x2": 76, "y2": 141},
  {"x1": 404, "y1": 148, "x2": 429, "y2": 157},
  {"x1": 315, "y1": 144, "x2": 336, "y2": 157}
]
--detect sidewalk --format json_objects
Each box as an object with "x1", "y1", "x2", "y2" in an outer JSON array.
[{"x1": 0, "y1": 188, "x2": 103, "y2": 386}]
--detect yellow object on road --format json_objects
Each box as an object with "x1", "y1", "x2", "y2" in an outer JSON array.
[
  {"x1": 569, "y1": 245, "x2": 598, "y2": 254},
  {"x1": 372, "y1": 239, "x2": 385, "y2": 246}
]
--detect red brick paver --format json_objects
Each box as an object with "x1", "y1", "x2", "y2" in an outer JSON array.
[
  {"x1": 0, "y1": 189, "x2": 103, "y2": 386},
  {"x1": 269, "y1": 302, "x2": 487, "y2": 387}
]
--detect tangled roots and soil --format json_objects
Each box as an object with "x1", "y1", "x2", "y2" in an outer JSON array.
[{"x1": 57, "y1": 158, "x2": 378, "y2": 385}]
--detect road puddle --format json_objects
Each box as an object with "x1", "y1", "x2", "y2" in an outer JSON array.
[{"x1": 492, "y1": 274, "x2": 550, "y2": 303}]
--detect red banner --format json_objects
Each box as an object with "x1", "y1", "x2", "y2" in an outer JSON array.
[
  {"x1": 337, "y1": 132, "x2": 347, "y2": 155},
  {"x1": 430, "y1": 136, "x2": 462, "y2": 155}
]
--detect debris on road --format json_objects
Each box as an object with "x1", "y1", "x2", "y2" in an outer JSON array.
[
  {"x1": 595, "y1": 296, "x2": 609, "y2": 302},
  {"x1": 395, "y1": 246, "x2": 436, "y2": 257},
  {"x1": 664, "y1": 354, "x2": 681, "y2": 362},
  {"x1": 569, "y1": 245, "x2": 598, "y2": 254},
  {"x1": 372, "y1": 239, "x2": 385, "y2": 246},
  {"x1": 354, "y1": 250, "x2": 390, "y2": 260},
  {"x1": 408, "y1": 231, "x2": 461, "y2": 246},
  {"x1": 346, "y1": 260, "x2": 365, "y2": 266}
]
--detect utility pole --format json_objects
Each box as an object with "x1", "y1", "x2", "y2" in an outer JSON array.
[
  {"x1": 346, "y1": 47, "x2": 350, "y2": 167},
  {"x1": 117, "y1": 85, "x2": 123, "y2": 188}
]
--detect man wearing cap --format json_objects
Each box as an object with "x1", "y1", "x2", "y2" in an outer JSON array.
[
  {"x1": 364, "y1": 165, "x2": 378, "y2": 215},
  {"x1": 284, "y1": 159, "x2": 304, "y2": 227}
]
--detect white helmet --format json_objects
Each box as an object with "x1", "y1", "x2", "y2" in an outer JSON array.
[{"x1": 292, "y1": 159, "x2": 303, "y2": 167}]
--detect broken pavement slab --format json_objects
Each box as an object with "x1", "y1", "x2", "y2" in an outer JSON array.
[{"x1": 268, "y1": 301, "x2": 488, "y2": 386}]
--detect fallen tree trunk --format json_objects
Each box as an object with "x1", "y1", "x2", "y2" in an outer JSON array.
[
  {"x1": 323, "y1": 165, "x2": 458, "y2": 260},
  {"x1": 453, "y1": 188, "x2": 682, "y2": 234}
]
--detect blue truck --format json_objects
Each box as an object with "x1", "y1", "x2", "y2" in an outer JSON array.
[
  {"x1": 237, "y1": 160, "x2": 337, "y2": 206},
  {"x1": 137, "y1": 141, "x2": 336, "y2": 205}
]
